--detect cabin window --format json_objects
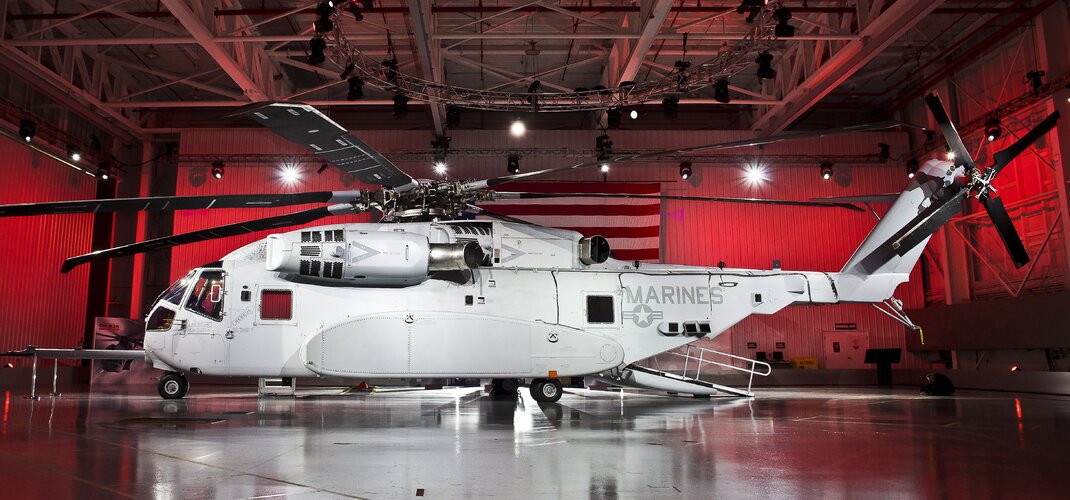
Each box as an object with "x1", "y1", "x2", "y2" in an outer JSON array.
[
  {"x1": 586, "y1": 295, "x2": 615, "y2": 324},
  {"x1": 185, "y1": 270, "x2": 225, "y2": 321},
  {"x1": 260, "y1": 290, "x2": 293, "y2": 320},
  {"x1": 146, "y1": 307, "x2": 175, "y2": 331}
]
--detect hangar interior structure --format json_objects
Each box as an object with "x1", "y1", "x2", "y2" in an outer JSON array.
[{"x1": 1, "y1": 0, "x2": 1069, "y2": 498}]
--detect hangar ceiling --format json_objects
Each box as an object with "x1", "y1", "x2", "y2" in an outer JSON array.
[{"x1": 0, "y1": 1, "x2": 1048, "y2": 135}]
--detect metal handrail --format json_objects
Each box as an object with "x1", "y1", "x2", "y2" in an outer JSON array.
[{"x1": 670, "y1": 345, "x2": 772, "y2": 394}]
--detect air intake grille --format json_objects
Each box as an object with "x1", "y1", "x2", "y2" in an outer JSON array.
[{"x1": 300, "y1": 245, "x2": 321, "y2": 257}]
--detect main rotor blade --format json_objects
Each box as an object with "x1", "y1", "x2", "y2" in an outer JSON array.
[
  {"x1": 889, "y1": 189, "x2": 968, "y2": 256},
  {"x1": 990, "y1": 111, "x2": 1061, "y2": 177},
  {"x1": 493, "y1": 192, "x2": 866, "y2": 211},
  {"x1": 0, "y1": 191, "x2": 361, "y2": 217},
  {"x1": 980, "y1": 195, "x2": 1029, "y2": 268},
  {"x1": 61, "y1": 204, "x2": 356, "y2": 273},
  {"x1": 463, "y1": 120, "x2": 914, "y2": 191},
  {"x1": 924, "y1": 93, "x2": 975, "y2": 172},
  {"x1": 235, "y1": 102, "x2": 418, "y2": 192}
]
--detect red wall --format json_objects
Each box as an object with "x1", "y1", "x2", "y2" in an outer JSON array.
[{"x1": 0, "y1": 136, "x2": 96, "y2": 363}]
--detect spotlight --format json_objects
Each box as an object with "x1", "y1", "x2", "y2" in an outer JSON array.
[
  {"x1": 600, "y1": 162, "x2": 610, "y2": 173},
  {"x1": 279, "y1": 165, "x2": 301, "y2": 185},
  {"x1": 67, "y1": 144, "x2": 81, "y2": 162},
  {"x1": 308, "y1": 37, "x2": 327, "y2": 65},
  {"x1": 317, "y1": 162, "x2": 330, "y2": 174},
  {"x1": 97, "y1": 163, "x2": 110, "y2": 181},
  {"x1": 595, "y1": 134, "x2": 613, "y2": 156},
  {"x1": 662, "y1": 96, "x2": 679, "y2": 120},
  {"x1": 944, "y1": 144, "x2": 955, "y2": 161},
  {"x1": 431, "y1": 135, "x2": 451, "y2": 152},
  {"x1": 629, "y1": 109, "x2": 639, "y2": 120},
  {"x1": 348, "y1": 3, "x2": 364, "y2": 21},
  {"x1": 507, "y1": 154, "x2": 520, "y2": 174},
  {"x1": 736, "y1": 0, "x2": 763, "y2": 14},
  {"x1": 392, "y1": 93, "x2": 409, "y2": 118},
  {"x1": 819, "y1": 162, "x2": 833, "y2": 180},
  {"x1": 527, "y1": 80, "x2": 541, "y2": 94},
  {"x1": 985, "y1": 118, "x2": 1002, "y2": 141},
  {"x1": 211, "y1": 160, "x2": 225, "y2": 179},
  {"x1": 607, "y1": 108, "x2": 622, "y2": 129},
  {"x1": 907, "y1": 159, "x2": 920, "y2": 179},
  {"x1": 382, "y1": 58, "x2": 399, "y2": 86},
  {"x1": 1010, "y1": 364, "x2": 1020, "y2": 372},
  {"x1": 314, "y1": 2, "x2": 334, "y2": 32},
  {"x1": 679, "y1": 161, "x2": 692, "y2": 180},
  {"x1": 510, "y1": 118, "x2": 526, "y2": 137},
  {"x1": 347, "y1": 77, "x2": 364, "y2": 100},
  {"x1": 743, "y1": 164, "x2": 767, "y2": 186},
  {"x1": 774, "y1": 8, "x2": 795, "y2": 38},
  {"x1": 756, "y1": 52, "x2": 776, "y2": 80},
  {"x1": 1025, "y1": 70, "x2": 1045, "y2": 95},
  {"x1": 446, "y1": 106, "x2": 461, "y2": 127},
  {"x1": 19, "y1": 119, "x2": 35, "y2": 142},
  {"x1": 339, "y1": 62, "x2": 355, "y2": 80},
  {"x1": 713, "y1": 79, "x2": 731, "y2": 104},
  {"x1": 433, "y1": 156, "x2": 447, "y2": 175},
  {"x1": 878, "y1": 143, "x2": 891, "y2": 162}
]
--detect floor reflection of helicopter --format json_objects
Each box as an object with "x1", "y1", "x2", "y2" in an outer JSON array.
[{"x1": 0, "y1": 96, "x2": 1059, "y2": 403}]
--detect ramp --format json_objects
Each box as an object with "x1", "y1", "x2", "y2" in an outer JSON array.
[{"x1": 599, "y1": 365, "x2": 756, "y2": 397}]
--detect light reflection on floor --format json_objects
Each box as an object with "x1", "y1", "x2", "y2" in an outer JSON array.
[{"x1": 0, "y1": 385, "x2": 1068, "y2": 499}]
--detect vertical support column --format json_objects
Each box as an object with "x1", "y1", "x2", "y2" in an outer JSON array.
[
  {"x1": 82, "y1": 175, "x2": 118, "y2": 353},
  {"x1": 129, "y1": 142, "x2": 155, "y2": 318},
  {"x1": 25, "y1": 355, "x2": 40, "y2": 400},
  {"x1": 1034, "y1": 4, "x2": 1070, "y2": 289}
]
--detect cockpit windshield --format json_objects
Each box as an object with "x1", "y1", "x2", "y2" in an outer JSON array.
[{"x1": 158, "y1": 270, "x2": 196, "y2": 305}]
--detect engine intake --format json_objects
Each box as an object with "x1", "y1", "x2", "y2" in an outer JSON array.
[
  {"x1": 429, "y1": 241, "x2": 484, "y2": 271},
  {"x1": 578, "y1": 235, "x2": 611, "y2": 265}
]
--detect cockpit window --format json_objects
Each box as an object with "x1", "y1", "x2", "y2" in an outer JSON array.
[
  {"x1": 159, "y1": 271, "x2": 196, "y2": 305},
  {"x1": 185, "y1": 270, "x2": 225, "y2": 321},
  {"x1": 146, "y1": 307, "x2": 176, "y2": 331}
]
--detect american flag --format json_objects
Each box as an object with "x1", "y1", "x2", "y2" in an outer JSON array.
[{"x1": 479, "y1": 182, "x2": 661, "y2": 262}]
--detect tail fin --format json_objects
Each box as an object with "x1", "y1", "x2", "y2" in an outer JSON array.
[{"x1": 834, "y1": 159, "x2": 959, "y2": 301}]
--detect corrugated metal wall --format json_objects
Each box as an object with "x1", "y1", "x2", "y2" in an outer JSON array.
[
  {"x1": 0, "y1": 136, "x2": 96, "y2": 364},
  {"x1": 179, "y1": 127, "x2": 926, "y2": 368}
]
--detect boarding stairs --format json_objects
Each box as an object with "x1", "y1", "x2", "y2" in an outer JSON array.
[{"x1": 603, "y1": 345, "x2": 772, "y2": 397}]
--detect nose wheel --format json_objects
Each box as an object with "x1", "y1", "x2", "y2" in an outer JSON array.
[
  {"x1": 158, "y1": 372, "x2": 189, "y2": 400},
  {"x1": 530, "y1": 378, "x2": 563, "y2": 403}
]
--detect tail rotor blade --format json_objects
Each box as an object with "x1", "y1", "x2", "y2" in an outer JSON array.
[
  {"x1": 890, "y1": 189, "x2": 968, "y2": 256},
  {"x1": 924, "y1": 93, "x2": 975, "y2": 171},
  {"x1": 980, "y1": 196, "x2": 1029, "y2": 268},
  {"x1": 990, "y1": 111, "x2": 1061, "y2": 177},
  {"x1": 61, "y1": 204, "x2": 357, "y2": 273}
]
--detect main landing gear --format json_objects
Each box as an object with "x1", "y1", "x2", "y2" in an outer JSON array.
[
  {"x1": 489, "y1": 378, "x2": 520, "y2": 399},
  {"x1": 530, "y1": 378, "x2": 563, "y2": 403},
  {"x1": 158, "y1": 372, "x2": 189, "y2": 399}
]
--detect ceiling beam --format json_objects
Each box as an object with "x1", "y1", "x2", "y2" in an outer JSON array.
[
  {"x1": 616, "y1": 0, "x2": 675, "y2": 85},
  {"x1": 406, "y1": 0, "x2": 445, "y2": 136},
  {"x1": 159, "y1": 0, "x2": 267, "y2": 101},
  {"x1": 751, "y1": 0, "x2": 945, "y2": 134}
]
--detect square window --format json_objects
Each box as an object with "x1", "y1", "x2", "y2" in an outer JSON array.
[
  {"x1": 261, "y1": 290, "x2": 293, "y2": 320},
  {"x1": 586, "y1": 295, "x2": 615, "y2": 324}
]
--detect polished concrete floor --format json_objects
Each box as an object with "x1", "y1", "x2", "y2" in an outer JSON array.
[{"x1": 1, "y1": 384, "x2": 1068, "y2": 499}]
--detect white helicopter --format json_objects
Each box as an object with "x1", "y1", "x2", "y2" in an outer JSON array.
[{"x1": 1, "y1": 95, "x2": 1058, "y2": 402}]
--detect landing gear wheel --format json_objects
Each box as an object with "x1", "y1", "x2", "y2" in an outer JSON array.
[
  {"x1": 531, "y1": 378, "x2": 563, "y2": 403},
  {"x1": 158, "y1": 373, "x2": 189, "y2": 400},
  {"x1": 490, "y1": 378, "x2": 519, "y2": 398}
]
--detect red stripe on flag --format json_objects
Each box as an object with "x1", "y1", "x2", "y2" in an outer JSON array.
[
  {"x1": 496, "y1": 182, "x2": 661, "y2": 195},
  {"x1": 484, "y1": 203, "x2": 660, "y2": 216},
  {"x1": 561, "y1": 226, "x2": 660, "y2": 238},
  {"x1": 612, "y1": 248, "x2": 661, "y2": 261}
]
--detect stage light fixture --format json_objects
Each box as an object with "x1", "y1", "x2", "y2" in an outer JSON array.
[
  {"x1": 317, "y1": 162, "x2": 330, "y2": 174},
  {"x1": 510, "y1": 118, "x2": 526, "y2": 137},
  {"x1": 433, "y1": 155, "x2": 447, "y2": 175},
  {"x1": 907, "y1": 159, "x2": 920, "y2": 179},
  {"x1": 67, "y1": 144, "x2": 81, "y2": 162},
  {"x1": 713, "y1": 79, "x2": 731, "y2": 104},
  {"x1": 596, "y1": 134, "x2": 613, "y2": 156},
  {"x1": 347, "y1": 77, "x2": 364, "y2": 100},
  {"x1": 629, "y1": 109, "x2": 639, "y2": 120},
  {"x1": 662, "y1": 96, "x2": 679, "y2": 120},
  {"x1": 985, "y1": 118, "x2": 1002, "y2": 141},
  {"x1": 774, "y1": 8, "x2": 795, "y2": 38},
  {"x1": 507, "y1": 154, "x2": 520, "y2": 174},
  {"x1": 348, "y1": 2, "x2": 364, "y2": 21},
  {"x1": 743, "y1": 164, "x2": 767, "y2": 186},
  {"x1": 308, "y1": 37, "x2": 327, "y2": 65},
  {"x1": 392, "y1": 93, "x2": 409, "y2": 118},
  {"x1": 97, "y1": 163, "x2": 111, "y2": 181},
  {"x1": 878, "y1": 143, "x2": 891, "y2": 162},
  {"x1": 600, "y1": 162, "x2": 610, "y2": 173},
  {"x1": 359, "y1": 0, "x2": 374, "y2": 10},
  {"x1": 819, "y1": 162, "x2": 833, "y2": 180},
  {"x1": 339, "y1": 63, "x2": 355, "y2": 80},
  {"x1": 19, "y1": 119, "x2": 35, "y2": 142},
  {"x1": 446, "y1": 106, "x2": 461, "y2": 127},
  {"x1": 679, "y1": 161, "x2": 692, "y2": 180},
  {"x1": 756, "y1": 52, "x2": 777, "y2": 80},
  {"x1": 279, "y1": 165, "x2": 302, "y2": 185},
  {"x1": 211, "y1": 160, "x2": 225, "y2": 179},
  {"x1": 382, "y1": 58, "x2": 399, "y2": 86},
  {"x1": 1025, "y1": 70, "x2": 1045, "y2": 95},
  {"x1": 314, "y1": 2, "x2": 334, "y2": 32},
  {"x1": 607, "y1": 108, "x2": 622, "y2": 129},
  {"x1": 944, "y1": 144, "x2": 955, "y2": 161},
  {"x1": 90, "y1": 135, "x2": 102, "y2": 152}
]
